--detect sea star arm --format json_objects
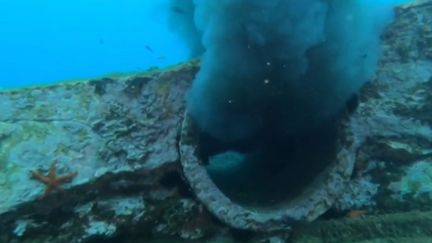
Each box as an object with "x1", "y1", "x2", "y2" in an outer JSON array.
[
  {"x1": 56, "y1": 172, "x2": 78, "y2": 183},
  {"x1": 29, "y1": 160, "x2": 78, "y2": 198},
  {"x1": 48, "y1": 160, "x2": 58, "y2": 179},
  {"x1": 30, "y1": 171, "x2": 52, "y2": 184}
]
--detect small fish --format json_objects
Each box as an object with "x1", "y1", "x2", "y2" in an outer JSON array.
[
  {"x1": 171, "y1": 6, "x2": 185, "y2": 14},
  {"x1": 145, "y1": 45, "x2": 153, "y2": 53}
]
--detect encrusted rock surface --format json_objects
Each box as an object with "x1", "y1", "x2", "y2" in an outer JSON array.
[
  {"x1": 0, "y1": 62, "x2": 228, "y2": 242},
  {"x1": 331, "y1": 0, "x2": 432, "y2": 214},
  {"x1": 0, "y1": 0, "x2": 432, "y2": 242}
]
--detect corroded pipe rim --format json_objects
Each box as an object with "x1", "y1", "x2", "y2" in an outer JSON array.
[{"x1": 179, "y1": 112, "x2": 356, "y2": 232}]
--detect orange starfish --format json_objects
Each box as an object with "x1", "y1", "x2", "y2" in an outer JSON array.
[
  {"x1": 30, "y1": 160, "x2": 78, "y2": 198},
  {"x1": 346, "y1": 210, "x2": 367, "y2": 218}
]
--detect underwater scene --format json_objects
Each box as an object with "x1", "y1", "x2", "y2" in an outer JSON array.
[{"x1": 1, "y1": 0, "x2": 432, "y2": 242}]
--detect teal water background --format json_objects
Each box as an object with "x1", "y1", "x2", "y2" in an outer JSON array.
[{"x1": 0, "y1": 0, "x2": 188, "y2": 88}]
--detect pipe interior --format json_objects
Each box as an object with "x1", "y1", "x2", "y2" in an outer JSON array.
[{"x1": 198, "y1": 120, "x2": 339, "y2": 208}]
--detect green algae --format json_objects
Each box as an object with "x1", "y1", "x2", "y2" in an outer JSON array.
[
  {"x1": 0, "y1": 121, "x2": 54, "y2": 174},
  {"x1": 388, "y1": 159, "x2": 432, "y2": 199},
  {"x1": 0, "y1": 59, "x2": 199, "y2": 93},
  {"x1": 291, "y1": 211, "x2": 432, "y2": 243}
]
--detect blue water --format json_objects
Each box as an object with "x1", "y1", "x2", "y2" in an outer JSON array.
[{"x1": 0, "y1": 0, "x2": 189, "y2": 88}]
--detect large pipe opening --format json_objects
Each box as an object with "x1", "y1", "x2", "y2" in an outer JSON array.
[{"x1": 179, "y1": 112, "x2": 355, "y2": 231}]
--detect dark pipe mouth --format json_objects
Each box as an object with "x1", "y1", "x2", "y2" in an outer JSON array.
[
  {"x1": 179, "y1": 112, "x2": 356, "y2": 231},
  {"x1": 201, "y1": 120, "x2": 338, "y2": 209}
]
